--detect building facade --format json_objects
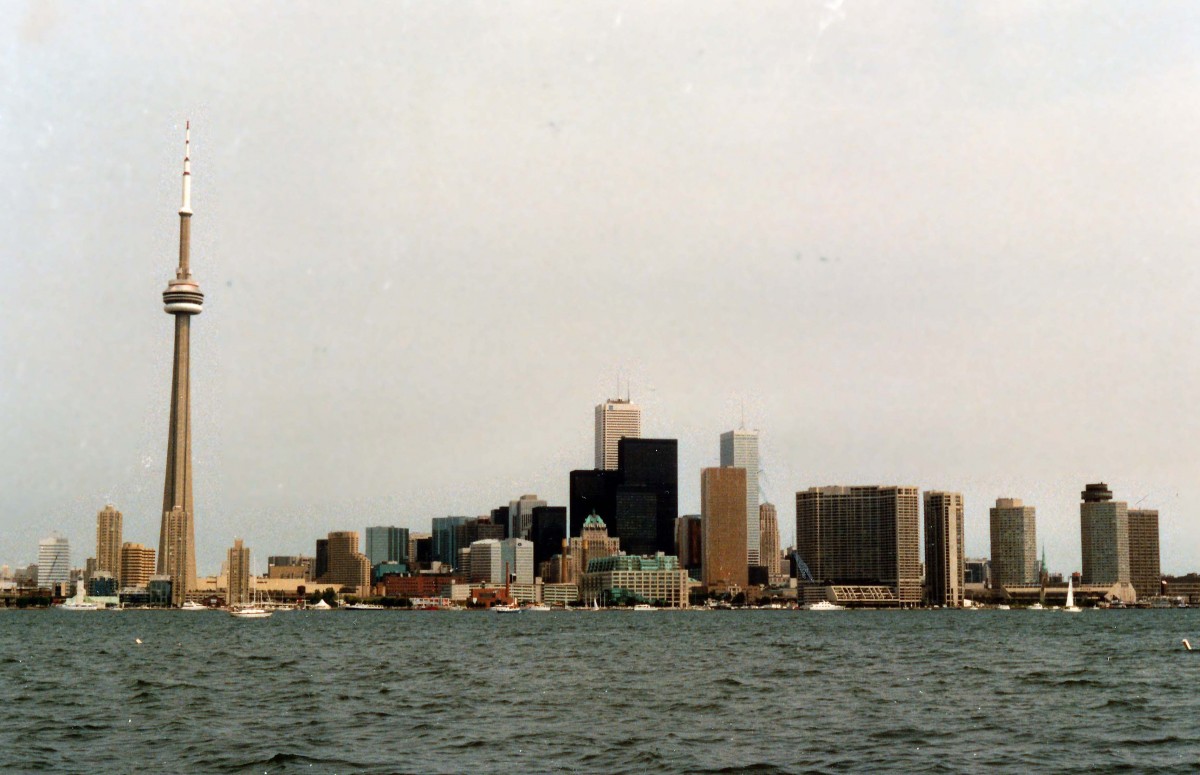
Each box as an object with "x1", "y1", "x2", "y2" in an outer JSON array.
[
  {"x1": 580, "y1": 554, "x2": 688, "y2": 607},
  {"x1": 37, "y1": 533, "x2": 71, "y2": 590},
  {"x1": 227, "y1": 538, "x2": 251, "y2": 605},
  {"x1": 365, "y1": 526, "x2": 410, "y2": 568},
  {"x1": 795, "y1": 486, "x2": 922, "y2": 605},
  {"x1": 701, "y1": 467, "x2": 748, "y2": 591},
  {"x1": 96, "y1": 504, "x2": 123, "y2": 584},
  {"x1": 924, "y1": 491, "x2": 965, "y2": 607},
  {"x1": 320, "y1": 531, "x2": 370, "y2": 593},
  {"x1": 1127, "y1": 508, "x2": 1161, "y2": 600},
  {"x1": 1080, "y1": 483, "x2": 1130, "y2": 585},
  {"x1": 568, "y1": 513, "x2": 622, "y2": 583},
  {"x1": 508, "y1": 495, "x2": 547, "y2": 540},
  {"x1": 720, "y1": 429, "x2": 760, "y2": 567},
  {"x1": 616, "y1": 437, "x2": 678, "y2": 556},
  {"x1": 759, "y1": 503, "x2": 781, "y2": 581},
  {"x1": 989, "y1": 498, "x2": 1038, "y2": 586},
  {"x1": 594, "y1": 398, "x2": 641, "y2": 470},
  {"x1": 432, "y1": 516, "x2": 473, "y2": 569},
  {"x1": 675, "y1": 514, "x2": 702, "y2": 572},
  {"x1": 119, "y1": 543, "x2": 155, "y2": 589}
]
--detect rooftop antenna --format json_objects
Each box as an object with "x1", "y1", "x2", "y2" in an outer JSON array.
[{"x1": 740, "y1": 400, "x2": 746, "y2": 430}]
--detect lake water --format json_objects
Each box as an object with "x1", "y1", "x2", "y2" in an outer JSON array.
[{"x1": 1, "y1": 608, "x2": 1198, "y2": 773}]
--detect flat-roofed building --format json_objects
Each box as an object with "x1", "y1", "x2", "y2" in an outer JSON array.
[
  {"x1": 674, "y1": 515, "x2": 702, "y2": 572},
  {"x1": 96, "y1": 505, "x2": 123, "y2": 584},
  {"x1": 720, "y1": 429, "x2": 760, "y2": 567},
  {"x1": 702, "y1": 467, "x2": 748, "y2": 592},
  {"x1": 119, "y1": 543, "x2": 155, "y2": 589},
  {"x1": 1127, "y1": 508, "x2": 1161, "y2": 600},
  {"x1": 580, "y1": 553, "x2": 688, "y2": 608},
  {"x1": 759, "y1": 503, "x2": 781, "y2": 582},
  {"x1": 319, "y1": 531, "x2": 370, "y2": 593},
  {"x1": 227, "y1": 538, "x2": 250, "y2": 605},
  {"x1": 795, "y1": 485, "x2": 922, "y2": 605},
  {"x1": 924, "y1": 491, "x2": 964, "y2": 607},
  {"x1": 989, "y1": 498, "x2": 1038, "y2": 587},
  {"x1": 595, "y1": 398, "x2": 641, "y2": 471}
]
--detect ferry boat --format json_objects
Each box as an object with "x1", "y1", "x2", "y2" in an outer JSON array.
[
  {"x1": 803, "y1": 600, "x2": 845, "y2": 611},
  {"x1": 59, "y1": 581, "x2": 100, "y2": 611}
]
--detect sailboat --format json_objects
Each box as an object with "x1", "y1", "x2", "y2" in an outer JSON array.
[
  {"x1": 229, "y1": 584, "x2": 272, "y2": 619},
  {"x1": 1064, "y1": 577, "x2": 1082, "y2": 613}
]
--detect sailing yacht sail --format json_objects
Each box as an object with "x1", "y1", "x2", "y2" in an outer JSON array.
[{"x1": 1064, "y1": 577, "x2": 1081, "y2": 612}]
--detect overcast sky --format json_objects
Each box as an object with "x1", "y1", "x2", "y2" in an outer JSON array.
[{"x1": 3, "y1": 1, "x2": 1198, "y2": 576}]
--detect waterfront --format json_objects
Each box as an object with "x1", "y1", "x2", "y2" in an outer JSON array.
[{"x1": 1, "y1": 610, "x2": 1198, "y2": 774}]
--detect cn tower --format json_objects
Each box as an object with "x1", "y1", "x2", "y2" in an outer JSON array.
[{"x1": 157, "y1": 123, "x2": 204, "y2": 607}]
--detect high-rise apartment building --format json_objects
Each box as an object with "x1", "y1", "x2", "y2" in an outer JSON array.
[
  {"x1": 157, "y1": 125, "x2": 205, "y2": 607},
  {"x1": 95, "y1": 504, "x2": 122, "y2": 584},
  {"x1": 227, "y1": 538, "x2": 250, "y2": 605},
  {"x1": 795, "y1": 486, "x2": 922, "y2": 604},
  {"x1": 319, "y1": 531, "x2": 370, "y2": 592},
  {"x1": 1080, "y1": 483, "x2": 1130, "y2": 585},
  {"x1": 37, "y1": 533, "x2": 71, "y2": 591},
  {"x1": 1127, "y1": 509, "x2": 1161, "y2": 600},
  {"x1": 595, "y1": 398, "x2": 641, "y2": 470},
  {"x1": 119, "y1": 543, "x2": 155, "y2": 589},
  {"x1": 701, "y1": 467, "x2": 748, "y2": 591},
  {"x1": 365, "y1": 526, "x2": 410, "y2": 568},
  {"x1": 989, "y1": 498, "x2": 1038, "y2": 587},
  {"x1": 924, "y1": 491, "x2": 965, "y2": 607},
  {"x1": 720, "y1": 429, "x2": 760, "y2": 567},
  {"x1": 759, "y1": 503, "x2": 781, "y2": 581}
]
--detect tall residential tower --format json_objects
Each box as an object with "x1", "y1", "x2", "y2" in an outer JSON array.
[
  {"x1": 989, "y1": 498, "x2": 1038, "y2": 587},
  {"x1": 157, "y1": 124, "x2": 205, "y2": 606},
  {"x1": 95, "y1": 504, "x2": 123, "y2": 583},
  {"x1": 924, "y1": 491, "x2": 965, "y2": 607}
]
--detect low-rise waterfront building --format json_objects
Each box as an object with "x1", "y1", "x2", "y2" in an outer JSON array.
[{"x1": 580, "y1": 553, "x2": 688, "y2": 608}]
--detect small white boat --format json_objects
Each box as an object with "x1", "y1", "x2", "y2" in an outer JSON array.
[
  {"x1": 997, "y1": 604, "x2": 1011, "y2": 610},
  {"x1": 1028, "y1": 602, "x2": 1045, "y2": 610},
  {"x1": 59, "y1": 581, "x2": 100, "y2": 611},
  {"x1": 803, "y1": 600, "x2": 844, "y2": 611},
  {"x1": 181, "y1": 601, "x2": 207, "y2": 611},
  {"x1": 523, "y1": 604, "x2": 551, "y2": 612},
  {"x1": 632, "y1": 603, "x2": 656, "y2": 611},
  {"x1": 229, "y1": 606, "x2": 272, "y2": 619},
  {"x1": 490, "y1": 603, "x2": 521, "y2": 613},
  {"x1": 1064, "y1": 578, "x2": 1082, "y2": 613},
  {"x1": 344, "y1": 602, "x2": 386, "y2": 610}
]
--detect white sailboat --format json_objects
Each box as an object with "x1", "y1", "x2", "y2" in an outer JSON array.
[
  {"x1": 1064, "y1": 577, "x2": 1082, "y2": 613},
  {"x1": 229, "y1": 583, "x2": 272, "y2": 619}
]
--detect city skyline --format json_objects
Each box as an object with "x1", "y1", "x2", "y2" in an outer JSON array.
[{"x1": 3, "y1": 5, "x2": 1197, "y2": 575}]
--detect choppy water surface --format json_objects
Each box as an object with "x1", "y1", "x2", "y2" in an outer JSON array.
[{"x1": 1, "y1": 609, "x2": 1198, "y2": 773}]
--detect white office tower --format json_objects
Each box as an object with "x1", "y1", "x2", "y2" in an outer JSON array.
[
  {"x1": 37, "y1": 533, "x2": 71, "y2": 590},
  {"x1": 595, "y1": 398, "x2": 641, "y2": 470},
  {"x1": 720, "y1": 428, "x2": 760, "y2": 566}
]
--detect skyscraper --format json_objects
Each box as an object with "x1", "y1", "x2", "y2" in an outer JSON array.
[
  {"x1": 320, "y1": 531, "x2": 370, "y2": 593},
  {"x1": 37, "y1": 533, "x2": 70, "y2": 591},
  {"x1": 508, "y1": 494, "x2": 547, "y2": 540},
  {"x1": 227, "y1": 538, "x2": 250, "y2": 605},
  {"x1": 120, "y1": 543, "x2": 155, "y2": 589},
  {"x1": 1080, "y1": 483, "x2": 1130, "y2": 585},
  {"x1": 924, "y1": 491, "x2": 965, "y2": 607},
  {"x1": 432, "y1": 516, "x2": 473, "y2": 568},
  {"x1": 530, "y1": 506, "x2": 567, "y2": 569},
  {"x1": 595, "y1": 398, "x2": 640, "y2": 470},
  {"x1": 720, "y1": 429, "x2": 760, "y2": 567},
  {"x1": 1127, "y1": 508, "x2": 1160, "y2": 600},
  {"x1": 701, "y1": 467, "x2": 748, "y2": 591},
  {"x1": 96, "y1": 504, "x2": 123, "y2": 584},
  {"x1": 674, "y1": 515, "x2": 702, "y2": 572},
  {"x1": 617, "y1": 437, "x2": 678, "y2": 556},
  {"x1": 759, "y1": 503, "x2": 780, "y2": 581},
  {"x1": 795, "y1": 486, "x2": 922, "y2": 604},
  {"x1": 365, "y1": 526, "x2": 409, "y2": 567},
  {"x1": 989, "y1": 498, "x2": 1038, "y2": 587},
  {"x1": 569, "y1": 469, "x2": 621, "y2": 536},
  {"x1": 157, "y1": 124, "x2": 205, "y2": 607}
]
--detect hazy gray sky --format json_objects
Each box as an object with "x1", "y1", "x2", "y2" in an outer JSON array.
[{"x1": 3, "y1": 2, "x2": 1198, "y2": 575}]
